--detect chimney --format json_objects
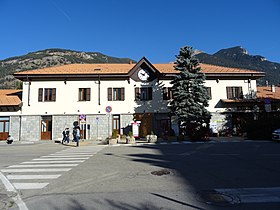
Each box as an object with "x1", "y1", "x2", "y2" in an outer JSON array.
[
  {"x1": 129, "y1": 60, "x2": 133, "y2": 65},
  {"x1": 271, "y1": 85, "x2": 276, "y2": 93}
]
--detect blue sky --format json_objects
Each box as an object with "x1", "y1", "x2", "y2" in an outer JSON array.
[{"x1": 1, "y1": 0, "x2": 280, "y2": 63}]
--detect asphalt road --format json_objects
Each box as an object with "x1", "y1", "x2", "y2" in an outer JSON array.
[{"x1": 0, "y1": 140, "x2": 280, "y2": 210}]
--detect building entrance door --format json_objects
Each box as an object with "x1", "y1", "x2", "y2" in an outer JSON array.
[
  {"x1": 41, "y1": 116, "x2": 52, "y2": 140},
  {"x1": 113, "y1": 115, "x2": 120, "y2": 135},
  {"x1": 0, "y1": 117, "x2": 9, "y2": 140}
]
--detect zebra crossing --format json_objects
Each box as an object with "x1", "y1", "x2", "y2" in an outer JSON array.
[{"x1": 0, "y1": 145, "x2": 104, "y2": 190}]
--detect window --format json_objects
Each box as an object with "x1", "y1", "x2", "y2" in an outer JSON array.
[
  {"x1": 226, "y1": 87, "x2": 243, "y2": 99},
  {"x1": 135, "y1": 87, "x2": 152, "y2": 101},
  {"x1": 206, "y1": 87, "x2": 212, "y2": 100},
  {"x1": 38, "y1": 88, "x2": 56, "y2": 102},
  {"x1": 79, "y1": 88, "x2": 91, "y2": 101},
  {"x1": 108, "y1": 88, "x2": 125, "y2": 101},
  {"x1": 163, "y1": 87, "x2": 173, "y2": 100}
]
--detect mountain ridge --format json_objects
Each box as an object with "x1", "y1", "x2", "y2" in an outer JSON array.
[
  {"x1": 0, "y1": 46, "x2": 279, "y2": 89},
  {"x1": 196, "y1": 46, "x2": 280, "y2": 85},
  {"x1": 0, "y1": 48, "x2": 136, "y2": 89}
]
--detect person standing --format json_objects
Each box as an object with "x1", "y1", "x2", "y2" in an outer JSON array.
[
  {"x1": 62, "y1": 128, "x2": 70, "y2": 144},
  {"x1": 75, "y1": 126, "x2": 80, "y2": 147}
]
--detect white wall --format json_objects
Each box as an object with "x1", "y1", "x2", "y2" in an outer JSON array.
[
  {"x1": 21, "y1": 78, "x2": 257, "y2": 115},
  {"x1": 205, "y1": 79, "x2": 257, "y2": 112}
]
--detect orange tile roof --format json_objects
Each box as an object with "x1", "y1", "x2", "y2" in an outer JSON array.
[
  {"x1": 15, "y1": 64, "x2": 133, "y2": 75},
  {"x1": 153, "y1": 63, "x2": 263, "y2": 74},
  {"x1": 0, "y1": 90, "x2": 22, "y2": 106},
  {"x1": 257, "y1": 86, "x2": 280, "y2": 100},
  {"x1": 14, "y1": 63, "x2": 264, "y2": 75}
]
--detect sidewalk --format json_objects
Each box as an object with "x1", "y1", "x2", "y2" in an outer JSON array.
[{"x1": 0, "y1": 136, "x2": 248, "y2": 146}]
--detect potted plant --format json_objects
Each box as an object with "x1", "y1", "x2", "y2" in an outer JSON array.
[
  {"x1": 147, "y1": 131, "x2": 157, "y2": 143},
  {"x1": 126, "y1": 131, "x2": 135, "y2": 144},
  {"x1": 109, "y1": 129, "x2": 118, "y2": 145}
]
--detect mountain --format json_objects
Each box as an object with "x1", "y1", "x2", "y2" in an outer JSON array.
[
  {"x1": 0, "y1": 49, "x2": 136, "y2": 89},
  {"x1": 196, "y1": 46, "x2": 280, "y2": 85},
  {"x1": 1, "y1": 47, "x2": 279, "y2": 89}
]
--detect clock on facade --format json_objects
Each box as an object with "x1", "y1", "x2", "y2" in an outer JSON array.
[{"x1": 137, "y1": 69, "x2": 150, "y2": 81}]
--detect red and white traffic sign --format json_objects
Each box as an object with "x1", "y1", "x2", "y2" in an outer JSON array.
[{"x1": 105, "y1": 106, "x2": 112, "y2": 113}]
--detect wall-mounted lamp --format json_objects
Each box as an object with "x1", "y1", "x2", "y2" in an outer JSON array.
[
  {"x1": 216, "y1": 79, "x2": 219, "y2": 83},
  {"x1": 64, "y1": 79, "x2": 67, "y2": 84},
  {"x1": 77, "y1": 110, "x2": 80, "y2": 112}
]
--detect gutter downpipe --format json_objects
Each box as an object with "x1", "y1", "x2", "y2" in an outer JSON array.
[{"x1": 98, "y1": 74, "x2": 101, "y2": 105}]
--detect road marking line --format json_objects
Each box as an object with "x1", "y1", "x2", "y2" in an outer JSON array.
[
  {"x1": 54, "y1": 152, "x2": 94, "y2": 154},
  {"x1": 1, "y1": 168, "x2": 72, "y2": 172},
  {"x1": 0, "y1": 172, "x2": 29, "y2": 210},
  {"x1": 0, "y1": 171, "x2": 16, "y2": 192},
  {"x1": 8, "y1": 164, "x2": 78, "y2": 168},
  {"x1": 7, "y1": 175, "x2": 61, "y2": 179},
  {"x1": 215, "y1": 187, "x2": 280, "y2": 203},
  {"x1": 32, "y1": 157, "x2": 89, "y2": 160},
  {"x1": 41, "y1": 155, "x2": 92, "y2": 158},
  {"x1": 21, "y1": 160, "x2": 85, "y2": 164},
  {"x1": 13, "y1": 183, "x2": 49, "y2": 190}
]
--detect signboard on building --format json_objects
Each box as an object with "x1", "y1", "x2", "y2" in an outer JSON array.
[
  {"x1": 131, "y1": 121, "x2": 141, "y2": 137},
  {"x1": 80, "y1": 114, "x2": 86, "y2": 124}
]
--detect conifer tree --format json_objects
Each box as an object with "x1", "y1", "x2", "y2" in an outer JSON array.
[{"x1": 170, "y1": 46, "x2": 210, "y2": 138}]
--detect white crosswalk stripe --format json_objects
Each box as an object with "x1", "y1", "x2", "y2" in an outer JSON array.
[
  {"x1": 32, "y1": 157, "x2": 90, "y2": 160},
  {"x1": 0, "y1": 145, "x2": 104, "y2": 190},
  {"x1": 1, "y1": 168, "x2": 72, "y2": 172},
  {"x1": 22, "y1": 160, "x2": 85, "y2": 164},
  {"x1": 8, "y1": 164, "x2": 79, "y2": 168},
  {"x1": 7, "y1": 175, "x2": 61, "y2": 179},
  {"x1": 41, "y1": 155, "x2": 92, "y2": 158},
  {"x1": 13, "y1": 183, "x2": 49, "y2": 190}
]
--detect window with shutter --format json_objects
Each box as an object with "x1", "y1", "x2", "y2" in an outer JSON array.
[
  {"x1": 135, "y1": 87, "x2": 153, "y2": 101},
  {"x1": 79, "y1": 88, "x2": 91, "y2": 101},
  {"x1": 39, "y1": 88, "x2": 56, "y2": 102},
  {"x1": 226, "y1": 87, "x2": 243, "y2": 99},
  {"x1": 163, "y1": 87, "x2": 173, "y2": 100}
]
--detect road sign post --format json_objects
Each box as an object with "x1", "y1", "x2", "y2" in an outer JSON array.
[{"x1": 105, "y1": 106, "x2": 112, "y2": 137}]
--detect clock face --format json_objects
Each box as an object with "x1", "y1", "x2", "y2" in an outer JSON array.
[{"x1": 137, "y1": 69, "x2": 150, "y2": 81}]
